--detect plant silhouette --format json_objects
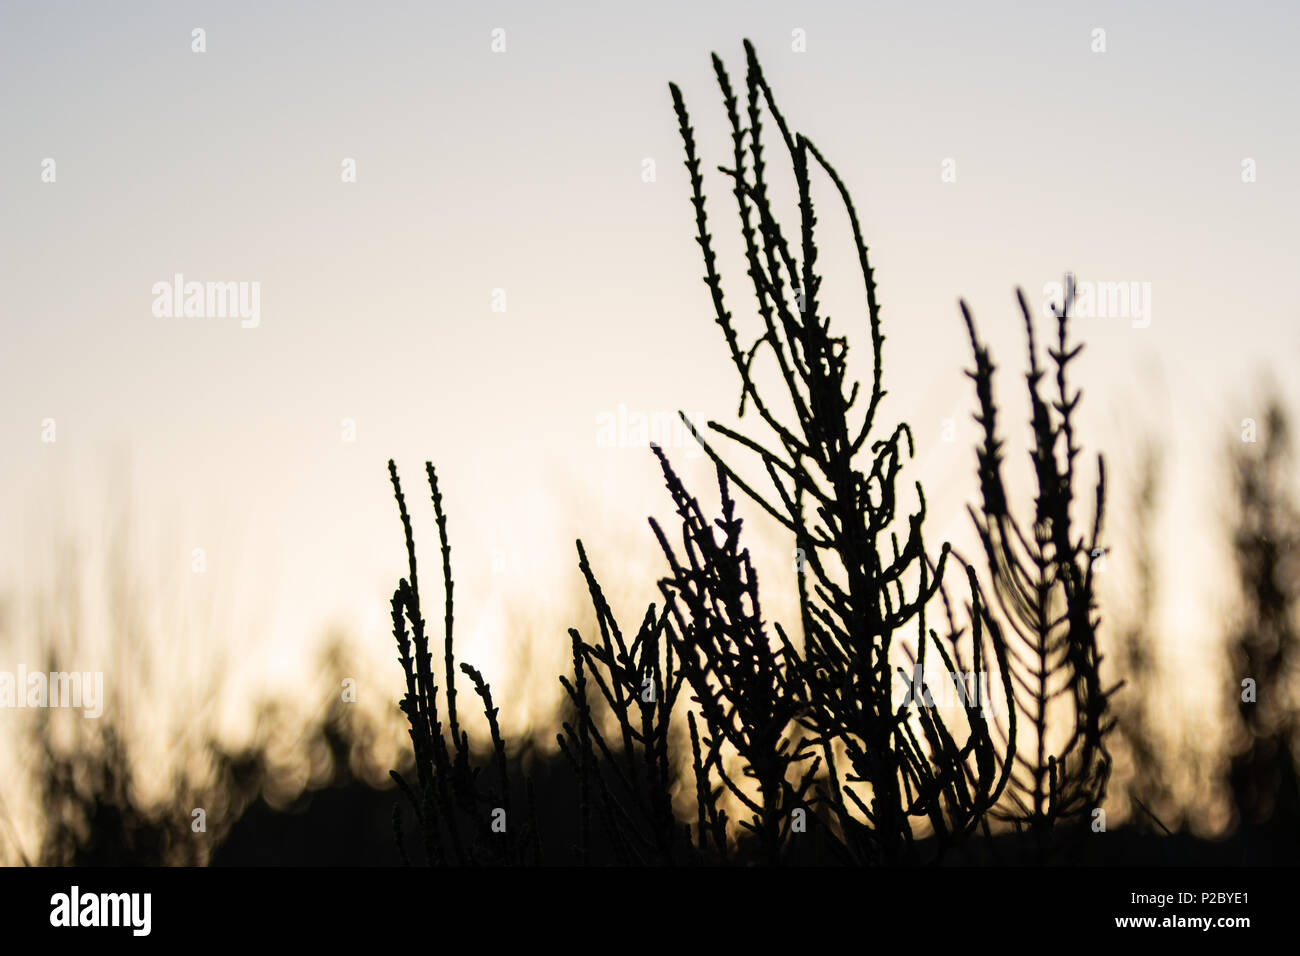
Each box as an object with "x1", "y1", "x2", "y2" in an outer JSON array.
[
  {"x1": 961, "y1": 279, "x2": 1116, "y2": 861},
  {"x1": 383, "y1": 41, "x2": 1123, "y2": 866}
]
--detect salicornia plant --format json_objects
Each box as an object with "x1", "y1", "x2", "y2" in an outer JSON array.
[
  {"x1": 387, "y1": 460, "x2": 541, "y2": 865},
  {"x1": 659, "y1": 41, "x2": 1015, "y2": 864},
  {"x1": 387, "y1": 40, "x2": 1117, "y2": 867},
  {"x1": 961, "y1": 279, "x2": 1116, "y2": 859}
]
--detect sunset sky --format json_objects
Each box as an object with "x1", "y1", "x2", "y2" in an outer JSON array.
[{"x1": 1, "y1": 2, "x2": 1298, "y2": 849}]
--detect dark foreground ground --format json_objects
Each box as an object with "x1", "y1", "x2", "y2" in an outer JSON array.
[{"x1": 207, "y1": 754, "x2": 1298, "y2": 867}]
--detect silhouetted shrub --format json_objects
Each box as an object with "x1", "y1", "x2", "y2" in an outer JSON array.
[
  {"x1": 386, "y1": 461, "x2": 541, "y2": 865},
  {"x1": 385, "y1": 41, "x2": 1124, "y2": 866},
  {"x1": 961, "y1": 279, "x2": 1116, "y2": 861}
]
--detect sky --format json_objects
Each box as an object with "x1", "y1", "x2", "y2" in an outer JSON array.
[{"x1": 1, "y1": 1, "x2": 1298, "y2": 841}]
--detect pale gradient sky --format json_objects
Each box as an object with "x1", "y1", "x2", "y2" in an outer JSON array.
[{"x1": 1, "y1": 2, "x2": 1298, "y2": 828}]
